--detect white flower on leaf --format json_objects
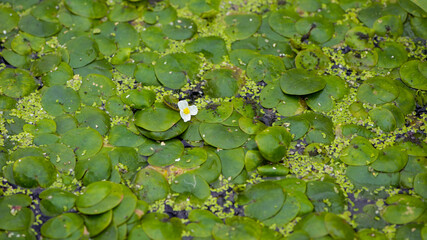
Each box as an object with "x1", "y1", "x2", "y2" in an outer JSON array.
[{"x1": 178, "y1": 100, "x2": 198, "y2": 122}]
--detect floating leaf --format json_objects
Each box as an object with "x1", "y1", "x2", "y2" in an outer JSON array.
[
  {"x1": 340, "y1": 136, "x2": 379, "y2": 166},
  {"x1": 171, "y1": 172, "x2": 210, "y2": 200},
  {"x1": 381, "y1": 194, "x2": 425, "y2": 224},
  {"x1": 66, "y1": 36, "x2": 97, "y2": 68},
  {"x1": 61, "y1": 127, "x2": 103, "y2": 159},
  {"x1": 147, "y1": 139, "x2": 184, "y2": 167},
  {"x1": 186, "y1": 36, "x2": 228, "y2": 64},
  {"x1": 255, "y1": 126, "x2": 291, "y2": 163},
  {"x1": 154, "y1": 53, "x2": 200, "y2": 89},
  {"x1": 65, "y1": 0, "x2": 107, "y2": 19},
  {"x1": 0, "y1": 68, "x2": 36, "y2": 98},
  {"x1": 280, "y1": 69, "x2": 326, "y2": 95},
  {"x1": 163, "y1": 17, "x2": 197, "y2": 40},
  {"x1": 218, "y1": 147, "x2": 245, "y2": 179},
  {"x1": 132, "y1": 168, "x2": 170, "y2": 203},
  {"x1": 224, "y1": 14, "x2": 261, "y2": 40},
  {"x1": 247, "y1": 55, "x2": 286, "y2": 84},
  {"x1": 357, "y1": 76, "x2": 399, "y2": 105},
  {"x1": 41, "y1": 213, "x2": 83, "y2": 239},
  {"x1": 13, "y1": 156, "x2": 57, "y2": 188},
  {"x1": 199, "y1": 123, "x2": 249, "y2": 149}
]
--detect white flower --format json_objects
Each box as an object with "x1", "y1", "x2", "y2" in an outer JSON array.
[{"x1": 178, "y1": 100, "x2": 198, "y2": 122}]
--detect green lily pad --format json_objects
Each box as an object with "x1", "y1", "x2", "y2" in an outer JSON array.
[
  {"x1": 295, "y1": 16, "x2": 334, "y2": 43},
  {"x1": 217, "y1": 147, "x2": 245, "y2": 179},
  {"x1": 268, "y1": 9, "x2": 299, "y2": 38},
  {"x1": 239, "y1": 117, "x2": 266, "y2": 135},
  {"x1": 257, "y1": 164, "x2": 289, "y2": 177},
  {"x1": 0, "y1": 95, "x2": 16, "y2": 110},
  {"x1": 238, "y1": 181, "x2": 285, "y2": 221},
  {"x1": 54, "y1": 114, "x2": 78, "y2": 135},
  {"x1": 295, "y1": 49, "x2": 329, "y2": 71},
  {"x1": 84, "y1": 210, "x2": 112, "y2": 237},
  {"x1": 39, "y1": 188, "x2": 76, "y2": 217},
  {"x1": 280, "y1": 69, "x2": 326, "y2": 95},
  {"x1": 77, "y1": 181, "x2": 123, "y2": 215},
  {"x1": 18, "y1": 14, "x2": 61, "y2": 37},
  {"x1": 105, "y1": 96, "x2": 132, "y2": 118},
  {"x1": 190, "y1": 148, "x2": 222, "y2": 183},
  {"x1": 199, "y1": 123, "x2": 249, "y2": 149},
  {"x1": 75, "y1": 152, "x2": 111, "y2": 185},
  {"x1": 340, "y1": 136, "x2": 379, "y2": 166},
  {"x1": 345, "y1": 26, "x2": 375, "y2": 50},
  {"x1": 0, "y1": 68, "x2": 37, "y2": 98},
  {"x1": 31, "y1": 53, "x2": 61, "y2": 77},
  {"x1": 154, "y1": 53, "x2": 200, "y2": 89},
  {"x1": 294, "y1": 213, "x2": 328, "y2": 238},
  {"x1": 41, "y1": 213, "x2": 83, "y2": 239},
  {"x1": 400, "y1": 60, "x2": 427, "y2": 90},
  {"x1": 140, "y1": 26, "x2": 169, "y2": 52},
  {"x1": 368, "y1": 106, "x2": 398, "y2": 132},
  {"x1": 42, "y1": 62, "x2": 74, "y2": 86},
  {"x1": 370, "y1": 146, "x2": 408, "y2": 172},
  {"x1": 147, "y1": 139, "x2": 184, "y2": 167},
  {"x1": 13, "y1": 156, "x2": 57, "y2": 188},
  {"x1": 196, "y1": 101, "x2": 233, "y2": 123},
  {"x1": 263, "y1": 193, "x2": 300, "y2": 226},
  {"x1": 76, "y1": 106, "x2": 110, "y2": 136},
  {"x1": 163, "y1": 17, "x2": 197, "y2": 40},
  {"x1": 61, "y1": 127, "x2": 103, "y2": 159},
  {"x1": 229, "y1": 49, "x2": 260, "y2": 69},
  {"x1": 344, "y1": 50, "x2": 378, "y2": 71},
  {"x1": 143, "y1": 6, "x2": 177, "y2": 25},
  {"x1": 132, "y1": 168, "x2": 170, "y2": 204},
  {"x1": 121, "y1": 89, "x2": 155, "y2": 109},
  {"x1": 66, "y1": 36, "x2": 97, "y2": 68},
  {"x1": 0, "y1": 6, "x2": 19, "y2": 33},
  {"x1": 247, "y1": 55, "x2": 286, "y2": 84},
  {"x1": 224, "y1": 14, "x2": 261, "y2": 40},
  {"x1": 375, "y1": 41, "x2": 408, "y2": 69},
  {"x1": 138, "y1": 119, "x2": 189, "y2": 141},
  {"x1": 357, "y1": 76, "x2": 399, "y2": 105},
  {"x1": 112, "y1": 185, "x2": 137, "y2": 225},
  {"x1": 358, "y1": 229, "x2": 387, "y2": 240},
  {"x1": 42, "y1": 85, "x2": 81, "y2": 116},
  {"x1": 108, "y1": 4, "x2": 139, "y2": 22},
  {"x1": 255, "y1": 126, "x2": 291, "y2": 163},
  {"x1": 346, "y1": 165, "x2": 400, "y2": 189},
  {"x1": 373, "y1": 15, "x2": 403, "y2": 37},
  {"x1": 175, "y1": 147, "x2": 207, "y2": 169},
  {"x1": 187, "y1": 209, "x2": 222, "y2": 238},
  {"x1": 78, "y1": 73, "x2": 116, "y2": 106},
  {"x1": 108, "y1": 125, "x2": 146, "y2": 148},
  {"x1": 64, "y1": 0, "x2": 107, "y2": 19},
  {"x1": 414, "y1": 172, "x2": 427, "y2": 198},
  {"x1": 42, "y1": 143, "x2": 76, "y2": 173},
  {"x1": 186, "y1": 36, "x2": 228, "y2": 64},
  {"x1": 381, "y1": 194, "x2": 425, "y2": 224},
  {"x1": 324, "y1": 213, "x2": 356, "y2": 239},
  {"x1": 58, "y1": 7, "x2": 92, "y2": 32},
  {"x1": 171, "y1": 172, "x2": 210, "y2": 200},
  {"x1": 134, "y1": 103, "x2": 181, "y2": 132},
  {"x1": 306, "y1": 181, "x2": 345, "y2": 213},
  {"x1": 203, "y1": 69, "x2": 239, "y2": 98},
  {"x1": 141, "y1": 213, "x2": 184, "y2": 240},
  {"x1": 212, "y1": 216, "x2": 262, "y2": 240},
  {"x1": 74, "y1": 59, "x2": 112, "y2": 79},
  {"x1": 0, "y1": 194, "x2": 34, "y2": 231},
  {"x1": 399, "y1": 155, "x2": 427, "y2": 188}
]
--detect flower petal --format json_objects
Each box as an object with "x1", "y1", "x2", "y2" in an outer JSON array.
[
  {"x1": 188, "y1": 105, "x2": 198, "y2": 115},
  {"x1": 178, "y1": 100, "x2": 188, "y2": 110},
  {"x1": 180, "y1": 112, "x2": 192, "y2": 122}
]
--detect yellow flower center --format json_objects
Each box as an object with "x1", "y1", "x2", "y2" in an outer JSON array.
[{"x1": 183, "y1": 107, "x2": 190, "y2": 114}]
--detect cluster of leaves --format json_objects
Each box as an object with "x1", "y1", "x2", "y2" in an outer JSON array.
[{"x1": 0, "y1": 0, "x2": 426, "y2": 239}]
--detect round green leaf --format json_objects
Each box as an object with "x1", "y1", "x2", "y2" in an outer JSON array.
[
  {"x1": 39, "y1": 188, "x2": 76, "y2": 217},
  {"x1": 108, "y1": 125, "x2": 146, "y2": 148},
  {"x1": 61, "y1": 127, "x2": 103, "y2": 159},
  {"x1": 75, "y1": 152, "x2": 111, "y2": 185},
  {"x1": 217, "y1": 147, "x2": 245, "y2": 179},
  {"x1": 340, "y1": 136, "x2": 379, "y2": 166},
  {"x1": 255, "y1": 126, "x2": 291, "y2": 162},
  {"x1": 324, "y1": 213, "x2": 356, "y2": 240},
  {"x1": 0, "y1": 6, "x2": 19, "y2": 33},
  {"x1": 263, "y1": 193, "x2": 300, "y2": 226},
  {"x1": 381, "y1": 194, "x2": 425, "y2": 224},
  {"x1": 346, "y1": 165, "x2": 400, "y2": 189},
  {"x1": 0, "y1": 194, "x2": 34, "y2": 231},
  {"x1": 42, "y1": 143, "x2": 76, "y2": 173},
  {"x1": 0, "y1": 68, "x2": 37, "y2": 98},
  {"x1": 65, "y1": 0, "x2": 107, "y2": 19},
  {"x1": 238, "y1": 181, "x2": 285, "y2": 221},
  {"x1": 171, "y1": 172, "x2": 210, "y2": 200},
  {"x1": 224, "y1": 14, "x2": 261, "y2": 40},
  {"x1": 196, "y1": 101, "x2": 233, "y2": 123},
  {"x1": 108, "y1": 4, "x2": 139, "y2": 22},
  {"x1": 370, "y1": 146, "x2": 408, "y2": 172},
  {"x1": 190, "y1": 148, "x2": 222, "y2": 183},
  {"x1": 13, "y1": 156, "x2": 57, "y2": 188},
  {"x1": 84, "y1": 210, "x2": 112, "y2": 237},
  {"x1": 187, "y1": 209, "x2": 222, "y2": 238},
  {"x1": 121, "y1": 89, "x2": 156, "y2": 109},
  {"x1": 154, "y1": 53, "x2": 200, "y2": 89},
  {"x1": 147, "y1": 139, "x2": 184, "y2": 167},
  {"x1": 66, "y1": 36, "x2": 97, "y2": 68},
  {"x1": 78, "y1": 73, "x2": 116, "y2": 106},
  {"x1": 268, "y1": 9, "x2": 299, "y2": 38},
  {"x1": 280, "y1": 69, "x2": 326, "y2": 95},
  {"x1": 247, "y1": 55, "x2": 286, "y2": 84},
  {"x1": 186, "y1": 36, "x2": 228, "y2": 64},
  {"x1": 375, "y1": 41, "x2": 408, "y2": 69},
  {"x1": 41, "y1": 213, "x2": 83, "y2": 239},
  {"x1": 134, "y1": 103, "x2": 181, "y2": 132},
  {"x1": 199, "y1": 123, "x2": 249, "y2": 149},
  {"x1": 357, "y1": 76, "x2": 399, "y2": 105},
  {"x1": 414, "y1": 172, "x2": 427, "y2": 198},
  {"x1": 163, "y1": 17, "x2": 197, "y2": 40},
  {"x1": 18, "y1": 14, "x2": 61, "y2": 37},
  {"x1": 175, "y1": 147, "x2": 207, "y2": 169},
  {"x1": 76, "y1": 106, "x2": 110, "y2": 136},
  {"x1": 133, "y1": 168, "x2": 170, "y2": 203},
  {"x1": 368, "y1": 107, "x2": 397, "y2": 132},
  {"x1": 203, "y1": 69, "x2": 239, "y2": 98},
  {"x1": 400, "y1": 60, "x2": 427, "y2": 90},
  {"x1": 141, "y1": 213, "x2": 183, "y2": 240},
  {"x1": 295, "y1": 17, "x2": 334, "y2": 43},
  {"x1": 77, "y1": 182, "x2": 123, "y2": 215},
  {"x1": 295, "y1": 49, "x2": 329, "y2": 71}
]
